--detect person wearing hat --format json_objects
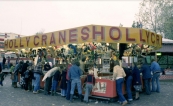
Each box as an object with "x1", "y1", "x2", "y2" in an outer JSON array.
[
  {"x1": 83, "y1": 69, "x2": 95, "y2": 103},
  {"x1": 112, "y1": 60, "x2": 127, "y2": 106}
]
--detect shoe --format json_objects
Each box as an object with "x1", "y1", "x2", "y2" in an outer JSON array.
[
  {"x1": 122, "y1": 101, "x2": 127, "y2": 106},
  {"x1": 135, "y1": 97, "x2": 140, "y2": 100},
  {"x1": 70, "y1": 94, "x2": 73, "y2": 103},
  {"x1": 79, "y1": 94, "x2": 83, "y2": 102},
  {"x1": 33, "y1": 91, "x2": 38, "y2": 94},
  {"x1": 127, "y1": 100, "x2": 132, "y2": 104},
  {"x1": 51, "y1": 90, "x2": 54, "y2": 96},
  {"x1": 156, "y1": 91, "x2": 160, "y2": 93},
  {"x1": 85, "y1": 101, "x2": 89, "y2": 104},
  {"x1": 117, "y1": 101, "x2": 122, "y2": 104}
]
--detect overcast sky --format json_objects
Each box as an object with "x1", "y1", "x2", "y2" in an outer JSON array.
[{"x1": 0, "y1": 0, "x2": 142, "y2": 36}]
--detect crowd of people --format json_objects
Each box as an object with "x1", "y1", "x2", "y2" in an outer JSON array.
[
  {"x1": 0, "y1": 56, "x2": 162, "y2": 106},
  {"x1": 113, "y1": 58, "x2": 161, "y2": 106}
]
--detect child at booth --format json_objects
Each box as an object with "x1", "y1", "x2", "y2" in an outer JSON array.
[{"x1": 83, "y1": 69, "x2": 95, "y2": 103}]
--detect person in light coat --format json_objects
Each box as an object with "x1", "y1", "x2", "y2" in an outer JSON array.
[{"x1": 112, "y1": 60, "x2": 127, "y2": 106}]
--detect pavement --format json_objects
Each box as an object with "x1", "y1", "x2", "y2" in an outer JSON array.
[{"x1": 0, "y1": 75, "x2": 173, "y2": 106}]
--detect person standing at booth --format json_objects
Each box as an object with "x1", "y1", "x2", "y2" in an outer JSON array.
[
  {"x1": 12, "y1": 61, "x2": 23, "y2": 88},
  {"x1": 132, "y1": 63, "x2": 142, "y2": 100},
  {"x1": 150, "y1": 59, "x2": 161, "y2": 93},
  {"x1": 68, "y1": 60, "x2": 83, "y2": 103},
  {"x1": 83, "y1": 69, "x2": 95, "y2": 103},
  {"x1": 66, "y1": 62, "x2": 72, "y2": 100},
  {"x1": 60, "y1": 66, "x2": 67, "y2": 97},
  {"x1": 124, "y1": 67, "x2": 133, "y2": 103},
  {"x1": 44, "y1": 62, "x2": 52, "y2": 95},
  {"x1": 51, "y1": 66, "x2": 61, "y2": 96},
  {"x1": 112, "y1": 60, "x2": 127, "y2": 106},
  {"x1": 33, "y1": 62, "x2": 43, "y2": 94},
  {"x1": 140, "y1": 58, "x2": 152, "y2": 95}
]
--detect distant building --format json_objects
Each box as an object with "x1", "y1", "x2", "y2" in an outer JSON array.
[
  {"x1": 147, "y1": 38, "x2": 173, "y2": 68},
  {"x1": 0, "y1": 33, "x2": 24, "y2": 50}
]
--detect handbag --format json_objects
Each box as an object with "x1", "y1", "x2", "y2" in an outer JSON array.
[{"x1": 133, "y1": 85, "x2": 142, "y2": 92}]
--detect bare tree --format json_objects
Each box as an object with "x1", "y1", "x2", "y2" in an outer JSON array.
[{"x1": 36, "y1": 28, "x2": 45, "y2": 35}]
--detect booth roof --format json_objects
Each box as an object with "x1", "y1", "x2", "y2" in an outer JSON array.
[
  {"x1": 155, "y1": 44, "x2": 173, "y2": 52},
  {"x1": 162, "y1": 38, "x2": 173, "y2": 44}
]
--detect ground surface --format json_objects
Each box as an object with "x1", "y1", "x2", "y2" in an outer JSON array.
[{"x1": 0, "y1": 74, "x2": 173, "y2": 106}]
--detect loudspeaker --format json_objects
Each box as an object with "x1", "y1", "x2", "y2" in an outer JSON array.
[{"x1": 119, "y1": 43, "x2": 127, "y2": 60}]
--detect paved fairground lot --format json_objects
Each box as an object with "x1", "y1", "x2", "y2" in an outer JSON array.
[{"x1": 0, "y1": 74, "x2": 173, "y2": 106}]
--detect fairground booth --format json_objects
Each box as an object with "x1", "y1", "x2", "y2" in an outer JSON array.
[{"x1": 4, "y1": 25, "x2": 162, "y2": 100}]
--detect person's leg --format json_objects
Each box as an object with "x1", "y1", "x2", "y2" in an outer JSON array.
[
  {"x1": 135, "y1": 92, "x2": 139, "y2": 99},
  {"x1": 70, "y1": 79, "x2": 76, "y2": 102},
  {"x1": 48, "y1": 77, "x2": 53, "y2": 94},
  {"x1": 76, "y1": 79, "x2": 82, "y2": 95},
  {"x1": 44, "y1": 78, "x2": 49, "y2": 95},
  {"x1": 33, "y1": 73, "x2": 37, "y2": 92},
  {"x1": 76, "y1": 79, "x2": 83, "y2": 102},
  {"x1": 117, "y1": 78, "x2": 127, "y2": 106},
  {"x1": 84, "y1": 84, "x2": 89, "y2": 102},
  {"x1": 66, "y1": 80, "x2": 71, "y2": 100},
  {"x1": 126, "y1": 76, "x2": 133, "y2": 101},
  {"x1": 51, "y1": 80, "x2": 57, "y2": 96},
  {"x1": 54, "y1": 81, "x2": 58, "y2": 95},
  {"x1": 144, "y1": 79, "x2": 150, "y2": 95},
  {"x1": 151, "y1": 74, "x2": 156, "y2": 92},
  {"x1": 24, "y1": 78, "x2": 28, "y2": 90},
  {"x1": 156, "y1": 73, "x2": 160, "y2": 93},
  {"x1": 33, "y1": 73, "x2": 40, "y2": 93},
  {"x1": 148, "y1": 78, "x2": 151, "y2": 94},
  {"x1": 116, "y1": 78, "x2": 126, "y2": 103}
]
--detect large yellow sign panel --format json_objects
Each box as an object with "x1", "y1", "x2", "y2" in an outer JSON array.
[{"x1": 4, "y1": 25, "x2": 162, "y2": 50}]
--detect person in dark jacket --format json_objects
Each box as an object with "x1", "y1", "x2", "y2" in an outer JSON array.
[
  {"x1": 132, "y1": 63, "x2": 141, "y2": 100},
  {"x1": 24, "y1": 66, "x2": 32, "y2": 91},
  {"x1": 140, "y1": 58, "x2": 152, "y2": 95},
  {"x1": 51, "y1": 67, "x2": 61, "y2": 96},
  {"x1": 21, "y1": 61, "x2": 29, "y2": 77},
  {"x1": 20, "y1": 61, "x2": 29, "y2": 89},
  {"x1": 60, "y1": 67, "x2": 67, "y2": 97},
  {"x1": 43, "y1": 62, "x2": 53, "y2": 95},
  {"x1": 124, "y1": 67, "x2": 133, "y2": 102}
]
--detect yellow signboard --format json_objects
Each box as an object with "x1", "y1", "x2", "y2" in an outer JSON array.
[{"x1": 4, "y1": 25, "x2": 162, "y2": 50}]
